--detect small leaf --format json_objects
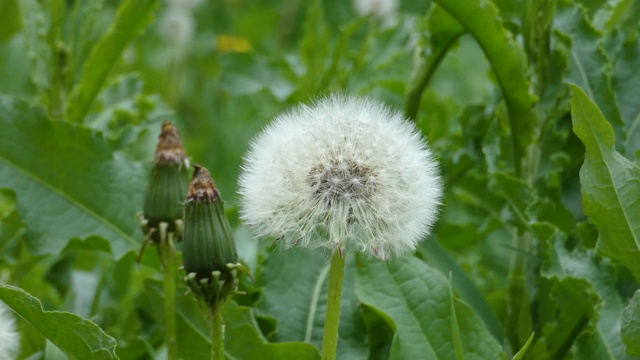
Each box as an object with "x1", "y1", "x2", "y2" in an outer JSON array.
[
  {"x1": 0, "y1": 96, "x2": 145, "y2": 258},
  {"x1": 622, "y1": 290, "x2": 640, "y2": 356},
  {"x1": 0, "y1": 284, "x2": 118, "y2": 359},
  {"x1": 613, "y1": 36, "x2": 640, "y2": 158},
  {"x1": 66, "y1": 0, "x2": 159, "y2": 123},
  {"x1": 570, "y1": 85, "x2": 640, "y2": 280},
  {"x1": 511, "y1": 332, "x2": 535, "y2": 360},
  {"x1": 556, "y1": 5, "x2": 626, "y2": 149},
  {"x1": 355, "y1": 255, "x2": 504, "y2": 360}
]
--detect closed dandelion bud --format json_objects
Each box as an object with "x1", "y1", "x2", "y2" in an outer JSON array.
[
  {"x1": 140, "y1": 121, "x2": 189, "y2": 244},
  {"x1": 183, "y1": 164, "x2": 245, "y2": 307}
]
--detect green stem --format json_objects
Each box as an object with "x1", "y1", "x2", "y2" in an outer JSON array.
[
  {"x1": 159, "y1": 234, "x2": 178, "y2": 360},
  {"x1": 321, "y1": 250, "x2": 346, "y2": 360},
  {"x1": 211, "y1": 302, "x2": 226, "y2": 360},
  {"x1": 504, "y1": 230, "x2": 531, "y2": 356}
]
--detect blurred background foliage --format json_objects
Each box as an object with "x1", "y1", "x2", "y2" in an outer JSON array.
[{"x1": 1, "y1": 0, "x2": 640, "y2": 359}]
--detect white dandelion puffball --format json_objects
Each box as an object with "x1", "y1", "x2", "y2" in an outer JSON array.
[
  {"x1": 0, "y1": 301, "x2": 20, "y2": 359},
  {"x1": 239, "y1": 95, "x2": 443, "y2": 260}
]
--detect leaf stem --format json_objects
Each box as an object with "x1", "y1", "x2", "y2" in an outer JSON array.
[
  {"x1": 321, "y1": 250, "x2": 346, "y2": 360},
  {"x1": 159, "y1": 233, "x2": 178, "y2": 360},
  {"x1": 211, "y1": 302, "x2": 226, "y2": 360}
]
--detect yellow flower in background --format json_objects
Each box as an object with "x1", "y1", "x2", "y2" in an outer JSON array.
[{"x1": 216, "y1": 35, "x2": 252, "y2": 53}]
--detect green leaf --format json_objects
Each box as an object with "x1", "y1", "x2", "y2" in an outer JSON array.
[
  {"x1": 433, "y1": 0, "x2": 539, "y2": 173},
  {"x1": 622, "y1": 290, "x2": 640, "y2": 356},
  {"x1": 355, "y1": 255, "x2": 505, "y2": 360},
  {"x1": 570, "y1": 85, "x2": 640, "y2": 280},
  {"x1": 613, "y1": 35, "x2": 640, "y2": 158},
  {"x1": 556, "y1": 5, "x2": 626, "y2": 149},
  {"x1": 0, "y1": 0, "x2": 22, "y2": 42},
  {"x1": 144, "y1": 280, "x2": 320, "y2": 360},
  {"x1": 66, "y1": 0, "x2": 159, "y2": 123},
  {"x1": 511, "y1": 332, "x2": 535, "y2": 360},
  {"x1": 256, "y1": 248, "x2": 368, "y2": 359},
  {"x1": 0, "y1": 96, "x2": 145, "y2": 258},
  {"x1": 542, "y1": 229, "x2": 633, "y2": 360},
  {"x1": 0, "y1": 284, "x2": 118, "y2": 359},
  {"x1": 418, "y1": 239, "x2": 504, "y2": 342}
]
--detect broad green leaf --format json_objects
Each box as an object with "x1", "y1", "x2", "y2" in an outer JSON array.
[
  {"x1": 542, "y1": 229, "x2": 633, "y2": 360},
  {"x1": 0, "y1": 0, "x2": 22, "y2": 42},
  {"x1": 256, "y1": 248, "x2": 368, "y2": 359},
  {"x1": 622, "y1": 290, "x2": 640, "y2": 356},
  {"x1": 404, "y1": 4, "x2": 465, "y2": 120},
  {"x1": 66, "y1": 0, "x2": 159, "y2": 123},
  {"x1": 144, "y1": 280, "x2": 320, "y2": 360},
  {"x1": 355, "y1": 255, "x2": 505, "y2": 360},
  {"x1": 434, "y1": 0, "x2": 539, "y2": 172},
  {"x1": 418, "y1": 239, "x2": 504, "y2": 341},
  {"x1": 555, "y1": 5, "x2": 626, "y2": 148},
  {"x1": 613, "y1": 35, "x2": 640, "y2": 158},
  {"x1": 0, "y1": 284, "x2": 118, "y2": 359},
  {"x1": 570, "y1": 85, "x2": 640, "y2": 280},
  {"x1": 0, "y1": 96, "x2": 145, "y2": 258}
]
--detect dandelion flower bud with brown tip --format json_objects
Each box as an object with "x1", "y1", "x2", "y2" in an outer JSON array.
[
  {"x1": 140, "y1": 121, "x2": 189, "y2": 244},
  {"x1": 183, "y1": 165, "x2": 245, "y2": 307},
  {"x1": 239, "y1": 94, "x2": 443, "y2": 260}
]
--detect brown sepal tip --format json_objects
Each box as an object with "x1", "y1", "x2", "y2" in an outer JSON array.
[
  {"x1": 188, "y1": 164, "x2": 219, "y2": 201},
  {"x1": 155, "y1": 121, "x2": 187, "y2": 164}
]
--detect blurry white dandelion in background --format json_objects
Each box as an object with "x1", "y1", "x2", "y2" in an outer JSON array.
[
  {"x1": 0, "y1": 301, "x2": 20, "y2": 360},
  {"x1": 239, "y1": 95, "x2": 442, "y2": 260},
  {"x1": 354, "y1": 0, "x2": 399, "y2": 26}
]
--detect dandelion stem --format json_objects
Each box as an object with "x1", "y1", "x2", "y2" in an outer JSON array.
[
  {"x1": 321, "y1": 250, "x2": 346, "y2": 360},
  {"x1": 159, "y1": 233, "x2": 178, "y2": 360},
  {"x1": 211, "y1": 302, "x2": 226, "y2": 360}
]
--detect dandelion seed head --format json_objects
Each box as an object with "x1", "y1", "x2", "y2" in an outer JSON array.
[{"x1": 239, "y1": 94, "x2": 443, "y2": 260}]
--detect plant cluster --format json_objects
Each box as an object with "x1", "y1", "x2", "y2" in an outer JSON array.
[{"x1": 0, "y1": 0, "x2": 639, "y2": 360}]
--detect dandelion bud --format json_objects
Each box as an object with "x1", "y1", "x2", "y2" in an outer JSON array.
[
  {"x1": 239, "y1": 94, "x2": 443, "y2": 260},
  {"x1": 183, "y1": 165, "x2": 245, "y2": 306},
  {"x1": 140, "y1": 121, "x2": 189, "y2": 245}
]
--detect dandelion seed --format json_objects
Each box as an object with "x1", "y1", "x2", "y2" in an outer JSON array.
[{"x1": 239, "y1": 94, "x2": 443, "y2": 260}]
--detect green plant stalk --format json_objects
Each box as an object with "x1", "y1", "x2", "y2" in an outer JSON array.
[
  {"x1": 321, "y1": 250, "x2": 346, "y2": 360},
  {"x1": 504, "y1": 230, "x2": 531, "y2": 355},
  {"x1": 159, "y1": 234, "x2": 178, "y2": 360},
  {"x1": 211, "y1": 302, "x2": 226, "y2": 360}
]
